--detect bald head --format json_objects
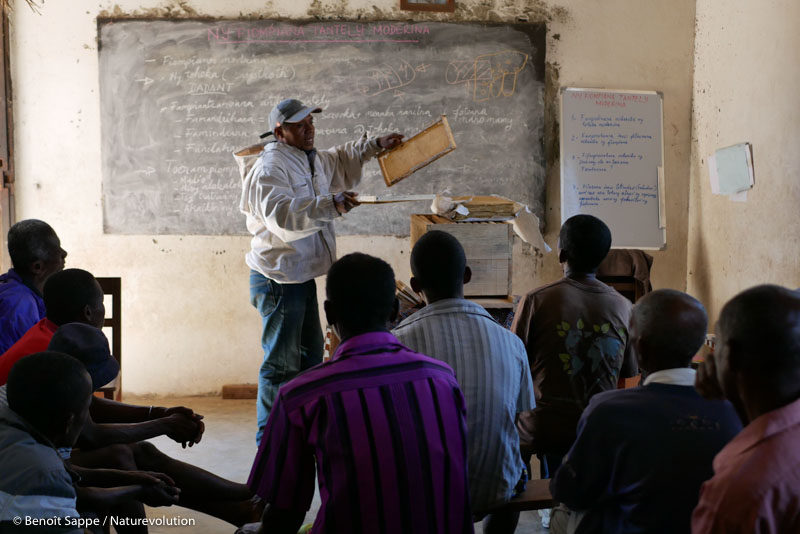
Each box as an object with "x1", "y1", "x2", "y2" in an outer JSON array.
[
  {"x1": 718, "y1": 285, "x2": 800, "y2": 390},
  {"x1": 410, "y1": 230, "x2": 468, "y2": 300},
  {"x1": 631, "y1": 289, "x2": 707, "y2": 373}
]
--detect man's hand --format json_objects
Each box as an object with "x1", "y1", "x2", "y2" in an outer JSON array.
[
  {"x1": 138, "y1": 479, "x2": 181, "y2": 507},
  {"x1": 377, "y1": 132, "x2": 404, "y2": 150},
  {"x1": 695, "y1": 350, "x2": 725, "y2": 400},
  {"x1": 120, "y1": 471, "x2": 176, "y2": 488},
  {"x1": 334, "y1": 191, "x2": 360, "y2": 215},
  {"x1": 163, "y1": 406, "x2": 201, "y2": 420},
  {"x1": 164, "y1": 406, "x2": 205, "y2": 445},
  {"x1": 163, "y1": 413, "x2": 204, "y2": 448}
]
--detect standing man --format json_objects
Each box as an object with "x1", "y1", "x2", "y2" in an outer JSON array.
[
  {"x1": 238, "y1": 98, "x2": 403, "y2": 442},
  {"x1": 512, "y1": 215, "x2": 638, "y2": 479},
  {"x1": 0, "y1": 219, "x2": 67, "y2": 353}
]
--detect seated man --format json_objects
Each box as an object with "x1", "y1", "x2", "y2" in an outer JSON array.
[
  {"x1": 692, "y1": 285, "x2": 800, "y2": 533},
  {"x1": 47, "y1": 323, "x2": 263, "y2": 528},
  {"x1": 550, "y1": 289, "x2": 741, "y2": 533},
  {"x1": 245, "y1": 253, "x2": 473, "y2": 534},
  {"x1": 0, "y1": 219, "x2": 67, "y2": 353},
  {"x1": 0, "y1": 268, "x2": 105, "y2": 383},
  {"x1": 393, "y1": 230, "x2": 535, "y2": 533},
  {"x1": 0, "y1": 351, "x2": 178, "y2": 532},
  {"x1": 0, "y1": 266, "x2": 260, "y2": 527},
  {"x1": 512, "y1": 214, "x2": 638, "y2": 478}
]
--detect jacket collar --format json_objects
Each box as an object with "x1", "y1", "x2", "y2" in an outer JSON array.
[
  {"x1": 332, "y1": 331, "x2": 404, "y2": 361},
  {"x1": 0, "y1": 390, "x2": 59, "y2": 451},
  {"x1": 398, "y1": 298, "x2": 495, "y2": 328},
  {"x1": 713, "y1": 396, "x2": 800, "y2": 471}
]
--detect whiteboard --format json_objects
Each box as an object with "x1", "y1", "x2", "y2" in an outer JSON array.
[{"x1": 560, "y1": 88, "x2": 665, "y2": 249}]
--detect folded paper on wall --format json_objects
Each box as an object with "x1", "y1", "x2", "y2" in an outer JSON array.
[{"x1": 708, "y1": 143, "x2": 754, "y2": 201}]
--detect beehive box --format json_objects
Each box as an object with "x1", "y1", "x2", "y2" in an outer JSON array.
[{"x1": 410, "y1": 214, "x2": 512, "y2": 297}]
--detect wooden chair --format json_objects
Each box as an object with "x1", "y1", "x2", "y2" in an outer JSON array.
[
  {"x1": 597, "y1": 249, "x2": 654, "y2": 305},
  {"x1": 596, "y1": 275, "x2": 640, "y2": 304},
  {"x1": 95, "y1": 277, "x2": 121, "y2": 401}
]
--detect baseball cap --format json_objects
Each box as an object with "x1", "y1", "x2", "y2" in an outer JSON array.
[
  {"x1": 260, "y1": 98, "x2": 322, "y2": 139},
  {"x1": 48, "y1": 323, "x2": 120, "y2": 391}
]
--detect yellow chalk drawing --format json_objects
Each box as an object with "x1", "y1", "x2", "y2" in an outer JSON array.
[
  {"x1": 357, "y1": 60, "x2": 418, "y2": 97},
  {"x1": 446, "y1": 50, "x2": 528, "y2": 102}
]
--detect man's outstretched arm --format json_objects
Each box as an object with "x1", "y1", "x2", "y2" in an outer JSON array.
[{"x1": 76, "y1": 411, "x2": 202, "y2": 450}]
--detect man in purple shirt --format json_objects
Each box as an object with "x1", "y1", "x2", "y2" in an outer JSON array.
[
  {"x1": 245, "y1": 253, "x2": 473, "y2": 534},
  {"x1": 693, "y1": 285, "x2": 800, "y2": 533},
  {"x1": 0, "y1": 219, "x2": 67, "y2": 353}
]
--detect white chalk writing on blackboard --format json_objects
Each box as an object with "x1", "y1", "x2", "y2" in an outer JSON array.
[{"x1": 99, "y1": 20, "x2": 546, "y2": 235}]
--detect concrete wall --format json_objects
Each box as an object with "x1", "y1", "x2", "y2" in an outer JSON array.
[
  {"x1": 688, "y1": 0, "x2": 800, "y2": 323},
  {"x1": 9, "y1": 0, "x2": 695, "y2": 395}
]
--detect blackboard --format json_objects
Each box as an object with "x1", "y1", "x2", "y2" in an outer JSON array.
[
  {"x1": 98, "y1": 20, "x2": 546, "y2": 235},
  {"x1": 560, "y1": 88, "x2": 666, "y2": 249}
]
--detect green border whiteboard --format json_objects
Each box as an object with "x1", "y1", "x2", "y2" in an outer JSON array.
[{"x1": 560, "y1": 88, "x2": 666, "y2": 249}]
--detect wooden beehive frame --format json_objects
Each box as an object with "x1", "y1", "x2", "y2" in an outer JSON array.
[{"x1": 378, "y1": 115, "x2": 456, "y2": 187}]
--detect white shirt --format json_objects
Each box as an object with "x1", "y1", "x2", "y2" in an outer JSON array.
[
  {"x1": 643, "y1": 367, "x2": 697, "y2": 387},
  {"x1": 236, "y1": 136, "x2": 381, "y2": 283}
]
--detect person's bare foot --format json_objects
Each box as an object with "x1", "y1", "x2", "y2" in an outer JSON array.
[{"x1": 247, "y1": 494, "x2": 266, "y2": 524}]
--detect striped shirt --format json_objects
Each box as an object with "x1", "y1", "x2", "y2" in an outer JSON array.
[
  {"x1": 393, "y1": 298, "x2": 535, "y2": 513},
  {"x1": 248, "y1": 331, "x2": 474, "y2": 534}
]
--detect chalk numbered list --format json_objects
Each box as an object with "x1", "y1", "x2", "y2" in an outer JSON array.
[{"x1": 560, "y1": 88, "x2": 665, "y2": 249}]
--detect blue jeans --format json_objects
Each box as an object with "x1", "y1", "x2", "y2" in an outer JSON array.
[{"x1": 249, "y1": 271, "x2": 323, "y2": 444}]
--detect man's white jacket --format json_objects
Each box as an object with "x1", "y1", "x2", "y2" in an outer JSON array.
[{"x1": 236, "y1": 136, "x2": 381, "y2": 283}]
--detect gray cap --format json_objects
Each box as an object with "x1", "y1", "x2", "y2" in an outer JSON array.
[
  {"x1": 48, "y1": 323, "x2": 119, "y2": 391},
  {"x1": 260, "y1": 98, "x2": 322, "y2": 139}
]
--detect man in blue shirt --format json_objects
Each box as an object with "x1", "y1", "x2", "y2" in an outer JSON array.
[
  {"x1": 0, "y1": 219, "x2": 67, "y2": 353},
  {"x1": 550, "y1": 289, "x2": 742, "y2": 534}
]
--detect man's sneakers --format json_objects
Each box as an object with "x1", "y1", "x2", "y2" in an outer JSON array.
[{"x1": 539, "y1": 507, "x2": 551, "y2": 528}]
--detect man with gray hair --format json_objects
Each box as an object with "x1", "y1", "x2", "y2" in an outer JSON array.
[
  {"x1": 550, "y1": 289, "x2": 741, "y2": 534},
  {"x1": 238, "y1": 98, "x2": 403, "y2": 442},
  {"x1": 0, "y1": 219, "x2": 67, "y2": 353}
]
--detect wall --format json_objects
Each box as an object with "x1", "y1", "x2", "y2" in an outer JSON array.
[
  {"x1": 9, "y1": 0, "x2": 695, "y2": 395},
  {"x1": 688, "y1": 0, "x2": 800, "y2": 323}
]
